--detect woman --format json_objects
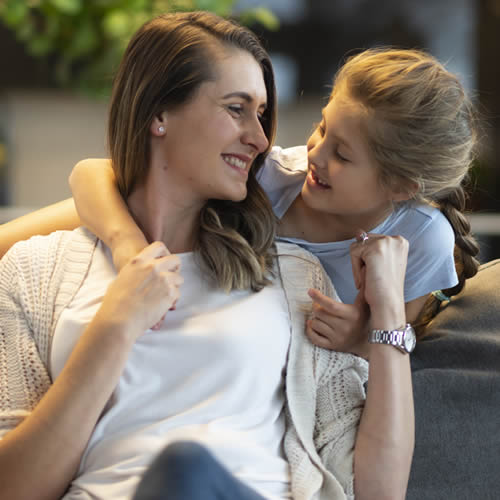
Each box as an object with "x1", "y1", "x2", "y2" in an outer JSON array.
[{"x1": 0, "y1": 11, "x2": 413, "y2": 500}]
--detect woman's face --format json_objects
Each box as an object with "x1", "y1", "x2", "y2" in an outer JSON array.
[
  {"x1": 302, "y1": 93, "x2": 396, "y2": 223},
  {"x1": 155, "y1": 48, "x2": 269, "y2": 204}
]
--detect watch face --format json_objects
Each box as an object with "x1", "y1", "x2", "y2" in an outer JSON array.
[{"x1": 404, "y1": 327, "x2": 417, "y2": 353}]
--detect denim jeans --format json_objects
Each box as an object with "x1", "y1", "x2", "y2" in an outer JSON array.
[{"x1": 133, "y1": 441, "x2": 267, "y2": 500}]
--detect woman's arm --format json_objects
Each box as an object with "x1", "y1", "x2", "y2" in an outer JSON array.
[
  {"x1": 351, "y1": 234, "x2": 414, "y2": 500},
  {"x1": 306, "y1": 286, "x2": 426, "y2": 358},
  {"x1": 0, "y1": 242, "x2": 181, "y2": 500},
  {"x1": 69, "y1": 159, "x2": 149, "y2": 270},
  {"x1": 0, "y1": 198, "x2": 80, "y2": 258}
]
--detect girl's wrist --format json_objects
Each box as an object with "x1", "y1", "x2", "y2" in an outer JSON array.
[{"x1": 110, "y1": 234, "x2": 149, "y2": 271}]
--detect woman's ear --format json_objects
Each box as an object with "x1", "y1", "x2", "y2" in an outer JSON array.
[{"x1": 150, "y1": 111, "x2": 168, "y2": 136}]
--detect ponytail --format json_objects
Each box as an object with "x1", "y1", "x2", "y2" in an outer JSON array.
[{"x1": 414, "y1": 186, "x2": 480, "y2": 338}]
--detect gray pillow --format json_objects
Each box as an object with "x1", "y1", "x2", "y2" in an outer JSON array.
[{"x1": 407, "y1": 259, "x2": 500, "y2": 500}]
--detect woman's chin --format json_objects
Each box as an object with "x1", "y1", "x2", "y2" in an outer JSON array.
[{"x1": 227, "y1": 187, "x2": 248, "y2": 203}]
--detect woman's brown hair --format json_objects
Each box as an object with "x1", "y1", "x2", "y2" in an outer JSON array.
[{"x1": 108, "y1": 11, "x2": 277, "y2": 292}]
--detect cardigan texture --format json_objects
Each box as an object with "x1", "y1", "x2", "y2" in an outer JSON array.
[{"x1": 0, "y1": 228, "x2": 368, "y2": 500}]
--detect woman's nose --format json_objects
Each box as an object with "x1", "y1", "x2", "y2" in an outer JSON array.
[{"x1": 242, "y1": 117, "x2": 269, "y2": 153}]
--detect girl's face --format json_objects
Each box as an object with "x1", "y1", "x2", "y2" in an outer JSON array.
[
  {"x1": 303, "y1": 93, "x2": 399, "y2": 225},
  {"x1": 153, "y1": 48, "x2": 269, "y2": 205}
]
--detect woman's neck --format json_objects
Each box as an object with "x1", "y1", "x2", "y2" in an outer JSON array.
[
  {"x1": 279, "y1": 194, "x2": 394, "y2": 243},
  {"x1": 127, "y1": 174, "x2": 203, "y2": 254}
]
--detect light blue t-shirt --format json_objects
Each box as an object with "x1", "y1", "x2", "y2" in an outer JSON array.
[{"x1": 257, "y1": 146, "x2": 458, "y2": 304}]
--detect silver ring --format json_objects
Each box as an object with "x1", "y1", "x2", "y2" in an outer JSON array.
[{"x1": 359, "y1": 231, "x2": 369, "y2": 244}]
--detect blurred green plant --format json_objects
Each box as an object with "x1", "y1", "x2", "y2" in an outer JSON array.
[{"x1": 0, "y1": 0, "x2": 279, "y2": 94}]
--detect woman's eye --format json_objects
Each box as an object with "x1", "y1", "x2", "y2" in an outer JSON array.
[{"x1": 228, "y1": 105, "x2": 243, "y2": 115}]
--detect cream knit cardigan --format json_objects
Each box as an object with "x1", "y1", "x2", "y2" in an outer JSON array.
[{"x1": 0, "y1": 228, "x2": 369, "y2": 500}]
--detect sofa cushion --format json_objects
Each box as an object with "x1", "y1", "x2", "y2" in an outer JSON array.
[{"x1": 407, "y1": 259, "x2": 500, "y2": 500}]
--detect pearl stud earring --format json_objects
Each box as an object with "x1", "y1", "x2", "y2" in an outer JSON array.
[{"x1": 158, "y1": 126, "x2": 165, "y2": 133}]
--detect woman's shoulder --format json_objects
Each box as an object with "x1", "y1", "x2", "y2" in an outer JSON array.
[
  {"x1": 3, "y1": 227, "x2": 96, "y2": 262},
  {"x1": 1, "y1": 227, "x2": 97, "y2": 290},
  {"x1": 276, "y1": 241, "x2": 339, "y2": 301}
]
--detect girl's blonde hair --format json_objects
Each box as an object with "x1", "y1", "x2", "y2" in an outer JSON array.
[
  {"x1": 333, "y1": 48, "x2": 480, "y2": 337},
  {"x1": 108, "y1": 12, "x2": 277, "y2": 292}
]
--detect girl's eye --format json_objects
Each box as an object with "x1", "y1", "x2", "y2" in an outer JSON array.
[
  {"x1": 335, "y1": 149, "x2": 349, "y2": 162},
  {"x1": 317, "y1": 122, "x2": 326, "y2": 136}
]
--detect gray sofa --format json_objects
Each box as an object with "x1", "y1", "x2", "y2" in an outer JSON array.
[{"x1": 407, "y1": 259, "x2": 500, "y2": 500}]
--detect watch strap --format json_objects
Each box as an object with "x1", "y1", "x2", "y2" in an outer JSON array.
[{"x1": 368, "y1": 324, "x2": 414, "y2": 353}]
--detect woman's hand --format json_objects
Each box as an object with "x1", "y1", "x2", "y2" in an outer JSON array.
[
  {"x1": 96, "y1": 241, "x2": 183, "y2": 341},
  {"x1": 350, "y1": 232, "x2": 408, "y2": 328},
  {"x1": 351, "y1": 232, "x2": 414, "y2": 500},
  {"x1": 306, "y1": 288, "x2": 370, "y2": 358}
]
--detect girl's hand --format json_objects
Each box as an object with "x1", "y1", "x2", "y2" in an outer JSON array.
[
  {"x1": 306, "y1": 288, "x2": 370, "y2": 358},
  {"x1": 96, "y1": 241, "x2": 183, "y2": 341}
]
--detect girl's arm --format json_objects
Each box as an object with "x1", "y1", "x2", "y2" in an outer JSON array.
[
  {"x1": 0, "y1": 198, "x2": 80, "y2": 258},
  {"x1": 0, "y1": 242, "x2": 181, "y2": 500},
  {"x1": 69, "y1": 159, "x2": 148, "y2": 270},
  {"x1": 351, "y1": 234, "x2": 414, "y2": 500}
]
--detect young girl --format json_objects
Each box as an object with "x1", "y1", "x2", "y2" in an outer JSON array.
[{"x1": 1, "y1": 48, "x2": 480, "y2": 354}]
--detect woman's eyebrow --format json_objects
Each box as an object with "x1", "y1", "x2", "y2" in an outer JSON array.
[{"x1": 222, "y1": 91, "x2": 267, "y2": 110}]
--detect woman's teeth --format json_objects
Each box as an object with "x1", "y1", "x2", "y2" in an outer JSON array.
[{"x1": 223, "y1": 155, "x2": 246, "y2": 169}]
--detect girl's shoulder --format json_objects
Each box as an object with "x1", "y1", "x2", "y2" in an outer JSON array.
[
  {"x1": 384, "y1": 202, "x2": 454, "y2": 248},
  {"x1": 257, "y1": 146, "x2": 308, "y2": 218},
  {"x1": 386, "y1": 203, "x2": 458, "y2": 299},
  {"x1": 264, "y1": 145, "x2": 308, "y2": 172}
]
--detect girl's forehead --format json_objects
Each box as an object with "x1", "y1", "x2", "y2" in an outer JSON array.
[{"x1": 323, "y1": 94, "x2": 367, "y2": 124}]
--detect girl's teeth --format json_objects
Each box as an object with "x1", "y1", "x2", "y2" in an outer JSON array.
[
  {"x1": 313, "y1": 172, "x2": 329, "y2": 187},
  {"x1": 223, "y1": 155, "x2": 246, "y2": 169}
]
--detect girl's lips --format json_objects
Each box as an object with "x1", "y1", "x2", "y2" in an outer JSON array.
[{"x1": 307, "y1": 169, "x2": 331, "y2": 189}]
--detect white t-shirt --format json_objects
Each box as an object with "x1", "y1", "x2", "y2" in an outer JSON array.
[
  {"x1": 50, "y1": 241, "x2": 292, "y2": 500},
  {"x1": 256, "y1": 145, "x2": 458, "y2": 303}
]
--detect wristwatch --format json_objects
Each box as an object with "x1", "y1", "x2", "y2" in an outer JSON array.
[{"x1": 368, "y1": 324, "x2": 416, "y2": 354}]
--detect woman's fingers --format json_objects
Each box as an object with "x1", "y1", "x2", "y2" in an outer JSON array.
[
  {"x1": 101, "y1": 242, "x2": 185, "y2": 338},
  {"x1": 349, "y1": 231, "x2": 409, "y2": 313}
]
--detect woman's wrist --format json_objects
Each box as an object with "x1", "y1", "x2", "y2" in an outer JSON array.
[
  {"x1": 90, "y1": 308, "x2": 142, "y2": 348},
  {"x1": 370, "y1": 297, "x2": 406, "y2": 331}
]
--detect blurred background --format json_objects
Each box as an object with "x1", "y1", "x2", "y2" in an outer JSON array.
[{"x1": 0, "y1": 0, "x2": 499, "y2": 260}]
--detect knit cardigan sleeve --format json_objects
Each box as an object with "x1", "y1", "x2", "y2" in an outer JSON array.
[
  {"x1": 312, "y1": 258, "x2": 369, "y2": 499},
  {"x1": 276, "y1": 241, "x2": 368, "y2": 500},
  {"x1": 0, "y1": 229, "x2": 95, "y2": 438}
]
